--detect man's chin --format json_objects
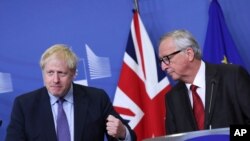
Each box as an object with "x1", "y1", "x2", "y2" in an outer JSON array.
[
  {"x1": 172, "y1": 77, "x2": 178, "y2": 81},
  {"x1": 169, "y1": 74, "x2": 179, "y2": 80},
  {"x1": 168, "y1": 73, "x2": 174, "y2": 78},
  {"x1": 49, "y1": 90, "x2": 63, "y2": 97}
]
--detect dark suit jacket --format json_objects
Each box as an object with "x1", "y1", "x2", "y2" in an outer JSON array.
[
  {"x1": 165, "y1": 63, "x2": 250, "y2": 135},
  {"x1": 5, "y1": 83, "x2": 136, "y2": 141}
]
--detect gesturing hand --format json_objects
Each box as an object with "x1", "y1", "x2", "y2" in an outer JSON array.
[{"x1": 106, "y1": 115, "x2": 126, "y2": 139}]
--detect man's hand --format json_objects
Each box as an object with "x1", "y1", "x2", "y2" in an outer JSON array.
[{"x1": 106, "y1": 115, "x2": 126, "y2": 139}]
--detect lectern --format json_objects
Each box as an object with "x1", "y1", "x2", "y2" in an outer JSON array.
[{"x1": 143, "y1": 128, "x2": 229, "y2": 141}]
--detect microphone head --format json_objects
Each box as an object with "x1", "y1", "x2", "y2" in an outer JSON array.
[{"x1": 211, "y1": 79, "x2": 217, "y2": 84}]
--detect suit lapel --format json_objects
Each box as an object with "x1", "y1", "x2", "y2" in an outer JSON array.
[
  {"x1": 73, "y1": 85, "x2": 89, "y2": 141},
  {"x1": 204, "y1": 63, "x2": 219, "y2": 128},
  {"x1": 177, "y1": 82, "x2": 198, "y2": 129},
  {"x1": 39, "y1": 88, "x2": 58, "y2": 141}
]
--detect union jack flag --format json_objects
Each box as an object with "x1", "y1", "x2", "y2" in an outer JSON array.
[{"x1": 113, "y1": 10, "x2": 171, "y2": 140}]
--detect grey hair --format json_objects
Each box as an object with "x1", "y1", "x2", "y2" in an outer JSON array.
[{"x1": 160, "y1": 29, "x2": 202, "y2": 59}]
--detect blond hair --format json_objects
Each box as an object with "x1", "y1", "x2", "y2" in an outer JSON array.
[{"x1": 40, "y1": 44, "x2": 78, "y2": 71}]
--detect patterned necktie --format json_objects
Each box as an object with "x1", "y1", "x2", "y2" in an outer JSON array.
[
  {"x1": 57, "y1": 98, "x2": 70, "y2": 141},
  {"x1": 190, "y1": 85, "x2": 204, "y2": 130}
]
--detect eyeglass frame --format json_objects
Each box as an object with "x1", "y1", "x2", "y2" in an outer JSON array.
[{"x1": 159, "y1": 50, "x2": 182, "y2": 65}]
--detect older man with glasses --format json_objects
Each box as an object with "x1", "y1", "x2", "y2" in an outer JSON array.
[{"x1": 158, "y1": 29, "x2": 250, "y2": 135}]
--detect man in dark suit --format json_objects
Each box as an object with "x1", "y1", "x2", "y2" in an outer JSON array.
[
  {"x1": 158, "y1": 29, "x2": 250, "y2": 135},
  {"x1": 5, "y1": 44, "x2": 136, "y2": 141}
]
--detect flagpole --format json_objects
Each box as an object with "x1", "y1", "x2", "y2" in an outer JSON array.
[{"x1": 133, "y1": 0, "x2": 139, "y2": 12}]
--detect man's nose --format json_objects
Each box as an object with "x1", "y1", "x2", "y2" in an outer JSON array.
[
  {"x1": 161, "y1": 62, "x2": 169, "y2": 71},
  {"x1": 53, "y1": 73, "x2": 60, "y2": 82}
]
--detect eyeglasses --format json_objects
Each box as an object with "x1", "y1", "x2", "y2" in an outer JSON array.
[{"x1": 159, "y1": 50, "x2": 182, "y2": 65}]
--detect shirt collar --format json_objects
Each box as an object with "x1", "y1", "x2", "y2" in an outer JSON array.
[
  {"x1": 49, "y1": 84, "x2": 74, "y2": 105},
  {"x1": 186, "y1": 61, "x2": 206, "y2": 89}
]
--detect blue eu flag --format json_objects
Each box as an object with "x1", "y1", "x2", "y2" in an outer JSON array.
[{"x1": 203, "y1": 0, "x2": 245, "y2": 67}]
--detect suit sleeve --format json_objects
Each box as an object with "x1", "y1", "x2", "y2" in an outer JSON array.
[
  {"x1": 5, "y1": 97, "x2": 27, "y2": 141},
  {"x1": 236, "y1": 66, "x2": 250, "y2": 124},
  {"x1": 99, "y1": 89, "x2": 137, "y2": 141},
  {"x1": 165, "y1": 93, "x2": 177, "y2": 135}
]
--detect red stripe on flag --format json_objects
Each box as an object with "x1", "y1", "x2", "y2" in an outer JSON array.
[
  {"x1": 133, "y1": 11, "x2": 146, "y2": 79},
  {"x1": 118, "y1": 62, "x2": 146, "y2": 108},
  {"x1": 114, "y1": 107, "x2": 135, "y2": 116}
]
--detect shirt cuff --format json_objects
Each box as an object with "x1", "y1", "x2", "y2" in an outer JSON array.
[{"x1": 118, "y1": 126, "x2": 131, "y2": 141}]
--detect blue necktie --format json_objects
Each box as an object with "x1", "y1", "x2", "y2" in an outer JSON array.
[{"x1": 57, "y1": 98, "x2": 70, "y2": 141}]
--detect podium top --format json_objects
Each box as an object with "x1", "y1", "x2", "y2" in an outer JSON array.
[{"x1": 143, "y1": 128, "x2": 229, "y2": 141}]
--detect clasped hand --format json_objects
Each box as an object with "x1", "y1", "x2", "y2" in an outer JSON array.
[{"x1": 106, "y1": 115, "x2": 126, "y2": 139}]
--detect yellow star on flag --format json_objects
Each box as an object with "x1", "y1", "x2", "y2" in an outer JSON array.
[{"x1": 221, "y1": 56, "x2": 228, "y2": 64}]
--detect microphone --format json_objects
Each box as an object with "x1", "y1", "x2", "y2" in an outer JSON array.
[{"x1": 208, "y1": 79, "x2": 216, "y2": 130}]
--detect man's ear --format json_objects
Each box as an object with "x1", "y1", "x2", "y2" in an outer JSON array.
[
  {"x1": 185, "y1": 47, "x2": 195, "y2": 61},
  {"x1": 72, "y1": 69, "x2": 77, "y2": 79}
]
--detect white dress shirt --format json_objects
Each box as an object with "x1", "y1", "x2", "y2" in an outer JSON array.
[
  {"x1": 186, "y1": 61, "x2": 206, "y2": 108},
  {"x1": 49, "y1": 85, "x2": 74, "y2": 141}
]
